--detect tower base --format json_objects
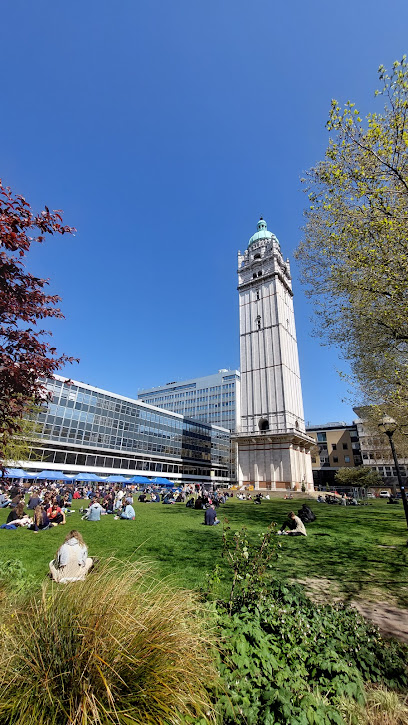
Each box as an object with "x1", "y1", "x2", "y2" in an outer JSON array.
[{"x1": 234, "y1": 430, "x2": 314, "y2": 491}]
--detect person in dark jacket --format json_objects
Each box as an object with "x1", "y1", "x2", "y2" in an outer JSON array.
[
  {"x1": 298, "y1": 504, "x2": 316, "y2": 523},
  {"x1": 204, "y1": 505, "x2": 220, "y2": 526}
]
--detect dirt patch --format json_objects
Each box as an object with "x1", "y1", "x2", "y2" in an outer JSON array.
[
  {"x1": 351, "y1": 600, "x2": 408, "y2": 644},
  {"x1": 295, "y1": 576, "x2": 408, "y2": 643}
]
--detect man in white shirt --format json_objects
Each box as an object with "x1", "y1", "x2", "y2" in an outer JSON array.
[{"x1": 278, "y1": 511, "x2": 307, "y2": 537}]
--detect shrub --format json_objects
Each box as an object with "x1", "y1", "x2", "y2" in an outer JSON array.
[
  {"x1": 205, "y1": 527, "x2": 408, "y2": 724},
  {"x1": 0, "y1": 561, "x2": 218, "y2": 724}
]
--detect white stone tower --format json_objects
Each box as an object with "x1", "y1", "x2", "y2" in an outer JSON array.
[{"x1": 234, "y1": 218, "x2": 314, "y2": 491}]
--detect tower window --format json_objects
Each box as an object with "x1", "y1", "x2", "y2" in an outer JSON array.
[
  {"x1": 254, "y1": 253, "x2": 261, "y2": 260},
  {"x1": 253, "y1": 273, "x2": 257, "y2": 279},
  {"x1": 257, "y1": 271, "x2": 262, "y2": 277},
  {"x1": 256, "y1": 315, "x2": 261, "y2": 330},
  {"x1": 256, "y1": 290, "x2": 260, "y2": 300},
  {"x1": 259, "y1": 418, "x2": 269, "y2": 431}
]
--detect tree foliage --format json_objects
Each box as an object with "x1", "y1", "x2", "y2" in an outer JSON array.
[
  {"x1": 334, "y1": 466, "x2": 382, "y2": 488},
  {"x1": 0, "y1": 181, "x2": 76, "y2": 463},
  {"x1": 295, "y1": 58, "x2": 408, "y2": 424}
]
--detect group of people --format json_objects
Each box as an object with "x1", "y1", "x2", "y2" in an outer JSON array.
[{"x1": 0, "y1": 486, "x2": 71, "y2": 531}]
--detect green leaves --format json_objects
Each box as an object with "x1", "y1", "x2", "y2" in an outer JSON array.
[{"x1": 296, "y1": 58, "x2": 408, "y2": 423}]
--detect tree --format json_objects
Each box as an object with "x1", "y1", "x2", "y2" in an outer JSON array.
[
  {"x1": 0, "y1": 180, "x2": 76, "y2": 463},
  {"x1": 295, "y1": 58, "x2": 408, "y2": 425},
  {"x1": 334, "y1": 466, "x2": 382, "y2": 488}
]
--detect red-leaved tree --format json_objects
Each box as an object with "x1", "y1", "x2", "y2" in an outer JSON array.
[{"x1": 0, "y1": 179, "x2": 77, "y2": 463}]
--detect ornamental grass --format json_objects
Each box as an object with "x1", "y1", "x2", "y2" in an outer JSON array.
[{"x1": 0, "y1": 561, "x2": 218, "y2": 725}]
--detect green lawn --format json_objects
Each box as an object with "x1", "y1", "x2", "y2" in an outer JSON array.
[{"x1": 1, "y1": 497, "x2": 408, "y2": 606}]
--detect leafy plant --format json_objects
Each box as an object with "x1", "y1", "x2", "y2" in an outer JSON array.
[{"x1": 221, "y1": 521, "x2": 280, "y2": 612}]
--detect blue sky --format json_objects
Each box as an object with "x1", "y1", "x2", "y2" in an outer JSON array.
[{"x1": 1, "y1": 0, "x2": 407, "y2": 425}]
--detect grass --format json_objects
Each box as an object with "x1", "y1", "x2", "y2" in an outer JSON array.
[
  {"x1": 0, "y1": 561, "x2": 218, "y2": 724},
  {"x1": 0, "y1": 497, "x2": 408, "y2": 606}
]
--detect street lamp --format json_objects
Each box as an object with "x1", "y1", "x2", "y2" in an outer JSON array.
[{"x1": 378, "y1": 416, "x2": 408, "y2": 541}]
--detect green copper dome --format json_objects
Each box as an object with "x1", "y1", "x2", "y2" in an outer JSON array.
[{"x1": 248, "y1": 217, "x2": 275, "y2": 247}]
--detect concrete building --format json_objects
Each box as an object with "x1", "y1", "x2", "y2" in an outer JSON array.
[
  {"x1": 138, "y1": 369, "x2": 240, "y2": 432},
  {"x1": 20, "y1": 375, "x2": 231, "y2": 486},
  {"x1": 234, "y1": 218, "x2": 314, "y2": 491},
  {"x1": 306, "y1": 422, "x2": 362, "y2": 488},
  {"x1": 354, "y1": 408, "x2": 408, "y2": 488}
]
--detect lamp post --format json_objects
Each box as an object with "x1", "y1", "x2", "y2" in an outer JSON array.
[{"x1": 378, "y1": 416, "x2": 408, "y2": 541}]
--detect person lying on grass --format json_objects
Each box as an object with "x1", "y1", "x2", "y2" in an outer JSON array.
[
  {"x1": 277, "y1": 511, "x2": 307, "y2": 537},
  {"x1": 49, "y1": 529, "x2": 94, "y2": 583}
]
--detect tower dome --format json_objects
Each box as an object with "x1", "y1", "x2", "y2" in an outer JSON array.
[{"x1": 248, "y1": 217, "x2": 275, "y2": 247}]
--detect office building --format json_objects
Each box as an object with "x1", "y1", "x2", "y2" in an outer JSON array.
[
  {"x1": 306, "y1": 422, "x2": 362, "y2": 487},
  {"x1": 20, "y1": 375, "x2": 231, "y2": 486},
  {"x1": 138, "y1": 370, "x2": 240, "y2": 432},
  {"x1": 234, "y1": 218, "x2": 314, "y2": 490}
]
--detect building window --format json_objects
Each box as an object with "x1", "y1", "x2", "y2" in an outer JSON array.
[
  {"x1": 256, "y1": 315, "x2": 261, "y2": 330},
  {"x1": 333, "y1": 456, "x2": 338, "y2": 463},
  {"x1": 311, "y1": 456, "x2": 316, "y2": 463},
  {"x1": 343, "y1": 443, "x2": 348, "y2": 449},
  {"x1": 254, "y1": 253, "x2": 261, "y2": 260},
  {"x1": 258, "y1": 418, "x2": 269, "y2": 431},
  {"x1": 256, "y1": 290, "x2": 260, "y2": 300},
  {"x1": 317, "y1": 432, "x2": 327, "y2": 442},
  {"x1": 257, "y1": 271, "x2": 262, "y2": 277},
  {"x1": 344, "y1": 456, "x2": 350, "y2": 463},
  {"x1": 332, "y1": 443, "x2": 337, "y2": 450}
]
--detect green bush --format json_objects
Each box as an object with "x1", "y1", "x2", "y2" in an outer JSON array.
[
  {"x1": 204, "y1": 528, "x2": 408, "y2": 724},
  {"x1": 0, "y1": 561, "x2": 218, "y2": 724},
  {"x1": 213, "y1": 581, "x2": 408, "y2": 724}
]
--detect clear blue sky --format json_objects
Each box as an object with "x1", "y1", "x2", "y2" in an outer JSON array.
[{"x1": 1, "y1": 0, "x2": 407, "y2": 426}]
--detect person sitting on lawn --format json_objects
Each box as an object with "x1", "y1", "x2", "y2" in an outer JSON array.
[
  {"x1": 5, "y1": 502, "x2": 31, "y2": 527},
  {"x1": 47, "y1": 501, "x2": 66, "y2": 526},
  {"x1": 298, "y1": 504, "x2": 316, "y2": 523},
  {"x1": 204, "y1": 504, "x2": 220, "y2": 526},
  {"x1": 278, "y1": 511, "x2": 307, "y2": 537},
  {"x1": 114, "y1": 502, "x2": 135, "y2": 520},
  {"x1": 49, "y1": 530, "x2": 93, "y2": 583},
  {"x1": 27, "y1": 490, "x2": 42, "y2": 510},
  {"x1": 84, "y1": 499, "x2": 104, "y2": 521},
  {"x1": 29, "y1": 505, "x2": 50, "y2": 532}
]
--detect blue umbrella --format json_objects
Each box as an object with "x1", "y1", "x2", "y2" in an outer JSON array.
[
  {"x1": 128, "y1": 475, "x2": 151, "y2": 484},
  {"x1": 34, "y1": 470, "x2": 72, "y2": 481}
]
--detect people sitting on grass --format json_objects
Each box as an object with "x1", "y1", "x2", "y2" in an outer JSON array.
[
  {"x1": 84, "y1": 498, "x2": 104, "y2": 521},
  {"x1": 49, "y1": 530, "x2": 93, "y2": 583},
  {"x1": 204, "y1": 504, "x2": 220, "y2": 526},
  {"x1": 29, "y1": 505, "x2": 50, "y2": 532},
  {"x1": 2, "y1": 502, "x2": 32, "y2": 528},
  {"x1": 114, "y1": 501, "x2": 135, "y2": 520},
  {"x1": 278, "y1": 511, "x2": 307, "y2": 537},
  {"x1": 27, "y1": 490, "x2": 42, "y2": 510},
  {"x1": 47, "y1": 501, "x2": 66, "y2": 526},
  {"x1": 0, "y1": 489, "x2": 11, "y2": 508}
]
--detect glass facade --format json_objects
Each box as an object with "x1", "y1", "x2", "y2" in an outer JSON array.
[
  {"x1": 137, "y1": 370, "x2": 240, "y2": 432},
  {"x1": 23, "y1": 376, "x2": 231, "y2": 484}
]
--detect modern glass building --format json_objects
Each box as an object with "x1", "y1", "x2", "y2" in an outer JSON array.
[
  {"x1": 21, "y1": 376, "x2": 231, "y2": 485},
  {"x1": 137, "y1": 369, "x2": 240, "y2": 432}
]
